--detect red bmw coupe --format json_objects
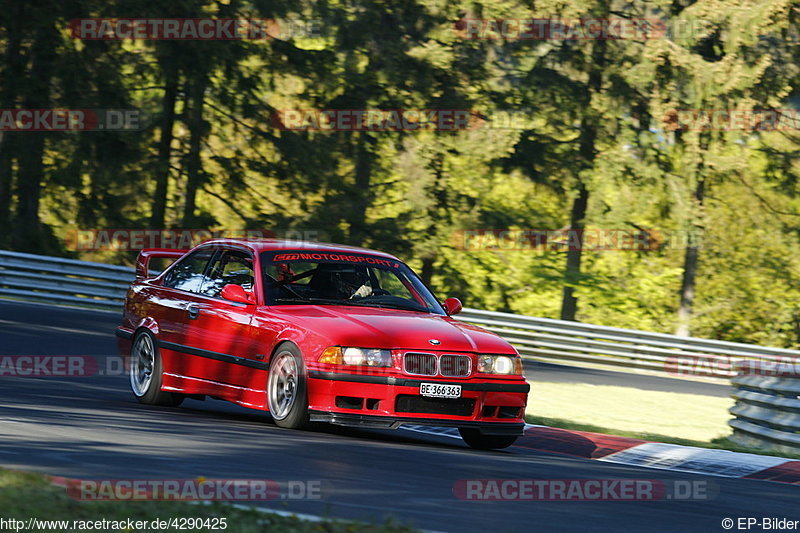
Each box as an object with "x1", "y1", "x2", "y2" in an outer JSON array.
[{"x1": 116, "y1": 239, "x2": 529, "y2": 449}]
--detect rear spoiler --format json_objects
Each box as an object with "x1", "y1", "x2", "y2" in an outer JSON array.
[{"x1": 135, "y1": 249, "x2": 186, "y2": 280}]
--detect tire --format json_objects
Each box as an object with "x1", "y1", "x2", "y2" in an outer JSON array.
[
  {"x1": 267, "y1": 343, "x2": 310, "y2": 429},
  {"x1": 459, "y1": 428, "x2": 518, "y2": 450},
  {"x1": 130, "y1": 330, "x2": 184, "y2": 407}
]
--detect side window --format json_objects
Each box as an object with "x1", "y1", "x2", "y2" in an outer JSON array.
[
  {"x1": 200, "y1": 251, "x2": 254, "y2": 298},
  {"x1": 162, "y1": 249, "x2": 214, "y2": 293}
]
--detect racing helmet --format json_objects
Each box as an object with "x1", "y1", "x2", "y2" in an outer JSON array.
[{"x1": 331, "y1": 266, "x2": 370, "y2": 297}]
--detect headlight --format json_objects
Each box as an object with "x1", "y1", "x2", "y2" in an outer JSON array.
[
  {"x1": 319, "y1": 346, "x2": 393, "y2": 367},
  {"x1": 477, "y1": 354, "x2": 523, "y2": 375}
]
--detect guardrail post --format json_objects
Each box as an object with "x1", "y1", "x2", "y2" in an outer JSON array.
[{"x1": 728, "y1": 360, "x2": 800, "y2": 455}]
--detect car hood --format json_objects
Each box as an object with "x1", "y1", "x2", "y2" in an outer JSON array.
[{"x1": 264, "y1": 305, "x2": 515, "y2": 354}]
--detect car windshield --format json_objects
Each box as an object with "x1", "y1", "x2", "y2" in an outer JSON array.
[{"x1": 261, "y1": 251, "x2": 445, "y2": 315}]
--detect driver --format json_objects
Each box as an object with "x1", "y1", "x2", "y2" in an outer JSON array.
[{"x1": 334, "y1": 267, "x2": 373, "y2": 299}]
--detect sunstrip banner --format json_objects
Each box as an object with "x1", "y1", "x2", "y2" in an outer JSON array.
[{"x1": 273, "y1": 252, "x2": 399, "y2": 268}]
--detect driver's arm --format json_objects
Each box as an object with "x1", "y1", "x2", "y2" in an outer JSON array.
[{"x1": 351, "y1": 283, "x2": 373, "y2": 299}]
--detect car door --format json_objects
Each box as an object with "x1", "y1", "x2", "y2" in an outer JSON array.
[
  {"x1": 149, "y1": 246, "x2": 216, "y2": 389},
  {"x1": 183, "y1": 248, "x2": 262, "y2": 405}
]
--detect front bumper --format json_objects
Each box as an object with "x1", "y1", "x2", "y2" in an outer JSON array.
[{"x1": 307, "y1": 370, "x2": 529, "y2": 435}]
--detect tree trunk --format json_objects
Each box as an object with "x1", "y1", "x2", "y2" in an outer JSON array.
[
  {"x1": 181, "y1": 76, "x2": 207, "y2": 227},
  {"x1": 14, "y1": 134, "x2": 46, "y2": 252},
  {"x1": 421, "y1": 256, "x2": 434, "y2": 286},
  {"x1": 0, "y1": 7, "x2": 24, "y2": 245},
  {"x1": 419, "y1": 154, "x2": 447, "y2": 286},
  {"x1": 346, "y1": 134, "x2": 375, "y2": 246},
  {"x1": 675, "y1": 177, "x2": 705, "y2": 336},
  {"x1": 560, "y1": 181, "x2": 590, "y2": 320},
  {"x1": 0, "y1": 130, "x2": 8, "y2": 201},
  {"x1": 12, "y1": 22, "x2": 56, "y2": 252},
  {"x1": 151, "y1": 68, "x2": 179, "y2": 228},
  {"x1": 0, "y1": 131, "x2": 12, "y2": 247},
  {"x1": 559, "y1": 10, "x2": 607, "y2": 321}
]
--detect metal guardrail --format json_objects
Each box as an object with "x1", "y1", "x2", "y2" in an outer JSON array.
[
  {"x1": 728, "y1": 363, "x2": 800, "y2": 454},
  {"x1": 0, "y1": 250, "x2": 131, "y2": 310},
  {"x1": 457, "y1": 308, "x2": 800, "y2": 378},
  {"x1": 2, "y1": 249, "x2": 799, "y2": 381}
]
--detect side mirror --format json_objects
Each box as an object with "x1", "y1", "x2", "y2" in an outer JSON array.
[
  {"x1": 221, "y1": 284, "x2": 254, "y2": 304},
  {"x1": 443, "y1": 297, "x2": 463, "y2": 316}
]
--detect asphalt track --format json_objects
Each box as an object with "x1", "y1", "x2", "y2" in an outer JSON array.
[{"x1": 0, "y1": 300, "x2": 796, "y2": 532}]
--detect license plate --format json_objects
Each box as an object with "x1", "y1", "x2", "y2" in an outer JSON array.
[{"x1": 420, "y1": 383, "x2": 462, "y2": 399}]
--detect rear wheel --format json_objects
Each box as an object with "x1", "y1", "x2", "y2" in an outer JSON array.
[
  {"x1": 459, "y1": 428, "x2": 518, "y2": 450},
  {"x1": 267, "y1": 343, "x2": 309, "y2": 429},
  {"x1": 130, "y1": 330, "x2": 183, "y2": 407}
]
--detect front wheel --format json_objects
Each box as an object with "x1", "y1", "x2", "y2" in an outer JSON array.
[
  {"x1": 459, "y1": 428, "x2": 518, "y2": 450},
  {"x1": 130, "y1": 330, "x2": 183, "y2": 407},
  {"x1": 267, "y1": 344, "x2": 310, "y2": 429}
]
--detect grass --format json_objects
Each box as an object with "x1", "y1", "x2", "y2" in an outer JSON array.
[
  {"x1": 524, "y1": 381, "x2": 800, "y2": 460},
  {"x1": 0, "y1": 468, "x2": 417, "y2": 533}
]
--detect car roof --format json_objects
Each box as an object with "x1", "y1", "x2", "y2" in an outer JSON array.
[{"x1": 198, "y1": 238, "x2": 401, "y2": 261}]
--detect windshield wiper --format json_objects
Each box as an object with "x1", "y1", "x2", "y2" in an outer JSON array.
[
  {"x1": 344, "y1": 300, "x2": 428, "y2": 312},
  {"x1": 274, "y1": 296, "x2": 347, "y2": 305},
  {"x1": 273, "y1": 297, "x2": 427, "y2": 312}
]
